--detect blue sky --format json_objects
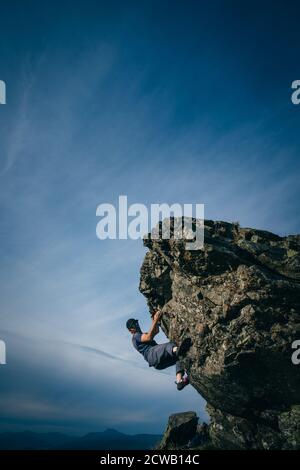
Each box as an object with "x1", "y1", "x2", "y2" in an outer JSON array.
[{"x1": 0, "y1": 0, "x2": 300, "y2": 435}]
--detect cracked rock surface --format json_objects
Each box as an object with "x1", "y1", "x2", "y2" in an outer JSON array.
[{"x1": 140, "y1": 219, "x2": 300, "y2": 449}]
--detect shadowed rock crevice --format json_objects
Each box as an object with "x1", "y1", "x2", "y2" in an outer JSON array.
[{"x1": 139, "y1": 219, "x2": 300, "y2": 449}]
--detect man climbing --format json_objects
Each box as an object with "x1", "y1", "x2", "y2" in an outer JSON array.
[{"x1": 126, "y1": 310, "x2": 191, "y2": 390}]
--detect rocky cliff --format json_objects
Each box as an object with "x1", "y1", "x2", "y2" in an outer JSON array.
[{"x1": 139, "y1": 219, "x2": 300, "y2": 449}]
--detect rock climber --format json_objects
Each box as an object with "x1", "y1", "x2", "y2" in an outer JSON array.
[{"x1": 126, "y1": 310, "x2": 191, "y2": 390}]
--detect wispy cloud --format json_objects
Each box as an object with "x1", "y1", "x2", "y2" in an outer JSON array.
[
  {"x1": 0, "y1": 4, "x2": 299, "y2": 434},
  {"x1": 0, "y1": 70, "x2": 35, "y2": 175},
  {"x1": 0, "y1": 330, "x2": 207, "y2": 433}
]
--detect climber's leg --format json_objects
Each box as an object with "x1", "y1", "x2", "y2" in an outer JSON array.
[
  {"x1": 148, "y1": 339, "x2": 191, "y2": 369},
  {"x1": 147, "y1": 342, "x2": 177, "y2": 370},
  {"x1": 175, "y1": 359, "x2": 184, "y2": 376},
  {"x1": 175, "y1": 359, "x2": 189, "y2": 390},
  {"x1": 147, "y1": 343, "x2": 189, "y2": 390},
  {"x1": 176, "y1": 375, "x2": 190, "y2": 391}
]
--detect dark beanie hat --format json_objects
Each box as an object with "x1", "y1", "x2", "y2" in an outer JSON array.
[{"x1": 126, "y1": 318, "x2": 139, "y2": 329}]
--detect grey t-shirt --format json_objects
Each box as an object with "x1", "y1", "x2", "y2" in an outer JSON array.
[{"x1": 132, "y1": 332, "x2": 157, "y2": 361}]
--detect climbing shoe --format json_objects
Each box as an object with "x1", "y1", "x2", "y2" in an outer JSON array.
[
  {"x1": 176, "y1": 338, "x2": 192, "y2": 358},
  {"x1": 176, "y1": 377, "x2": 190, "y2": 391}
]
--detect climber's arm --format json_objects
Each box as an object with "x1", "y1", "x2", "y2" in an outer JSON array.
[{"x1": 141, "y1": 310, "x2": 162, "y2": 342}]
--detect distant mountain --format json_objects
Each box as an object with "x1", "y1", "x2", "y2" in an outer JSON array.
[{"x1": 0, "y1": 429, "x2": 162, "y2": 450}]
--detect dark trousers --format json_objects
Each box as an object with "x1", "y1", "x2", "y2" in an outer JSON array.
[{"x1": 146, "y1": 342, "x2": 183, "y2": 374}]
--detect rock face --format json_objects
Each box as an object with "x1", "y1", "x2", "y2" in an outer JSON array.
[{"x1": 139, "y1": 219, "x2": 300, "y2": 449}]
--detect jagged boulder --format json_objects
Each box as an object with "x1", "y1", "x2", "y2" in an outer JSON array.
[
  {"x1": 139, "y1": 219, "x2": 300, "y2": 449},
  {"x1": 157, "y1": 412, "x2": 198, "y2": 450}
]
